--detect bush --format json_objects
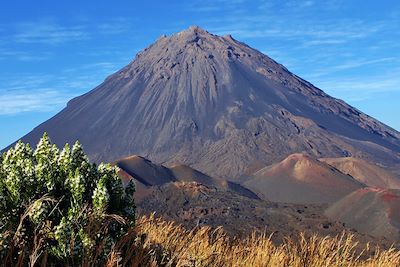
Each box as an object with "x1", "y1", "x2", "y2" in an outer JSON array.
[{"x1": 0, "y1": 133, "x2": 135, "y2": 266}]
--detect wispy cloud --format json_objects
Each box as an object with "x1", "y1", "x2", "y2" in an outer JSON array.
[
  {"x1": 0, "y1": 13, "x2": 126, "y2": 145},
  {"x1": 0, "y1": 48, "x2": 52, "y2": 61},
  {"x1": 185, "y1": 0, "x2": 246, "y2": 12},
  {"x1": 206, "y1": 17, "x2": 382, "y2": 43},
  {"x1": 96, "y1": 18, "x2": 134, "y2": 34},
  {"x1": 0, "y1": 17, "x2": 141, "y2": 47},
  {"x1": 13, "y1": 21, "x2": 88, "y2": 44},
  {"x1": 0, "y1": 74, "x2": 70, "y2": 115},
  {"x1": 319, "y1": 76, "x2": 400, "y2": 93},
  {"x1": 301, "y1": 57, "x2": 397, "y2": 80},
  {"x1": 0, "y1": 88, "x2": 72, "y2": 115},
  {"x1": 283, "y1": 0, "x2": 316, "y2": 8},
  {"x1": 303, "y1": 39, "x2": 347, "y2": 46},
  {"x1": 312, "y1": 69, "x2": 400, "y2": 102},
  {"x1": 0, "y1": 58, "x2": 125, "y2": 115},
  {"x1": 330, "y1": 58, "x2": 396, "y2": 71},
  {"x1": 302, "y1": 1, "x2": 314, "y2": 7}
]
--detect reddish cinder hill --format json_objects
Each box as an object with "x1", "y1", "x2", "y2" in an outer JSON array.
[
  {"x1": 244, "y1": 153, "x2": 364, "y2": 204},
  {"x1": 325, "y1": 188, "x2": 400, "y2": 240},
  {"x1": 320, "y1": 157, "x2": 400, "y2": 189},
  {"x1": 13, "y1": 26, "x2": 400, "y2": 180}
]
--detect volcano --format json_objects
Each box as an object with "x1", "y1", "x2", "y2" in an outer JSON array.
[
  {"x1": 16, "y1": 26, "x2": 400, "y2": 180},
  {"x1": 243, "y1": 153, "x2": 364, "y2": 204}
]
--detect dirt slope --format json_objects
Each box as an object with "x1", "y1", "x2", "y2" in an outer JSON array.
[
  {"x1": 320, "y1": 157, "x2": 400, "y2": 189},
  {"x1": 244, "y1": 153, "x2": 364, "y2": 204},
  {"x1": 325, "y1": 188, "x2": 400, "y2": 240}
]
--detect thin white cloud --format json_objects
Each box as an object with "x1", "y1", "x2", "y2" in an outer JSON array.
[
  {"x1": 14, "y1": 21, "x2": 89, "y2": 44},
  {"x1": 0, "y1": 74, "x2": 70, "y2": 115},
  {"x1": 184, "y1": 0, "x2": 246, "y2": 12},
  {"x1": 303, "y1": 1, "x2": 314, "y2": 7},
  {"x1": 311, "y1": 70, "x2": 400, "y2": 102},
  {"x1": 0, "y1": 89, "x2": 72, "y2": 115},
  {"x1": 0, "y1": 58, "x2": 125, "y2": 115},
  {"x1": 97, "y1": 18, "x2": 134, "y2": 34},
  {"x1": 208, "y1": 19, "x2": 382, "y2": 42},
  {"x1": 284, "y1": 0, "x2": 315, "y2": 8},
  {"x1": 331, "y1": 58, "x2": 396, "y2": 71},
  {"x1": 0, "y1": 48, "x2": 52, "y2": 61},
  {"x1": 320, "y1": 78, "x2": 400, "y2": 93},
  {"x1": 303, "y1": 39, "x2": 347, "y2": 46},
  {"x1": 301, "y1": 58, "x2": 397, "y2": 80}
]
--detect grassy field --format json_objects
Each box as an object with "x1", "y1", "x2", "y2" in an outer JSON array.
[
  {"x1": 125, "y1": 215, "x2": 400, "y2": 267},
  {"x1": 3, "y1": 214, "x2": 400, "y2": 266}
]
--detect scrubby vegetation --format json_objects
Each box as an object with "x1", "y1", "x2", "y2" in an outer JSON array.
[
  {"x1": 1, "y1": 135, "x2": 399, "y2": 266},
  {"x1": 0, "y1": 134, "x2": 135, "y2": 266}
]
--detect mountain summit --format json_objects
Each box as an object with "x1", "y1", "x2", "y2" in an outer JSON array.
[{"x1": 18, "y1": 26, "x2": 400, "y2": 179}]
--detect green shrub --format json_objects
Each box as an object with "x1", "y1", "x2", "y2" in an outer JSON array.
[{"x1": 0, "y1": 133, "x2": 135, "y2": 265}]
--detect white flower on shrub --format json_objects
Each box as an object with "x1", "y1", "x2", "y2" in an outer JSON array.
[{"x1": 0, "y1": 133, "x2": 136, "y2": 261}]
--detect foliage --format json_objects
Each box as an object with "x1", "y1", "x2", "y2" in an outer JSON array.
[{"x1": 0, "y1": 133, "x2": 135, "y2": 266}]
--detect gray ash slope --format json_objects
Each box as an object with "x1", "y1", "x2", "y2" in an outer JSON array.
[{"x1": 18, "y1": 26, "x2": 400, "y2": 180}]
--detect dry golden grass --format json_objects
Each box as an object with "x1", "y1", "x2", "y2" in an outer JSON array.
[
  {"x1": 3, "y1": 214, "x2": 400, "y2": 266},
  {"x1": 125, "y1": 214, "x2": 400, "y2": 267}
]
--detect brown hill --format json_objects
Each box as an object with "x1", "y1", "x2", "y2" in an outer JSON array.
[
  {"x1": 325, "y1": 188, "x2": 400, "y2": 240},
  {"x1": 320, "y1": 157, "x2": 400, "y2": 189},
  {"x1": 13, "y1": 26, "x2": 400, "y2": 180},
  {"x1": 116, "y1": 155, "x2": 175, "y2": 186},
  {"x1": 169, "y1": 164, "x2": 219, "y2": 184},
  {"x1": 115, "y1": 155, "x2": 258, "y2": 200},
  {"x1": 244, "y1": 153, "x2": 364, "y2": 204},
  {"x1": 117, "y1": 168, "x2": 152, "y2": 201},
  {"x1": 137, "y1": 181, "x2": 396, "y2": 248}
]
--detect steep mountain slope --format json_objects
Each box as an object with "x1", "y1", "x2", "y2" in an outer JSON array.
[
  {"x1": 16, "y1": 26, "x2": 400, "y2": 180},
  {"x1": 244, "y1": 153, "x2": 364, "y2": 204},
  {"x1": 325, "y1": 188, "x2": 400, "y2": 240},
  {"x1": 115, "y1": 155, "x2": 258, "y2": 199},
  {"x1": 320, "y1": 157, "x2": 400, "y2": 189}
]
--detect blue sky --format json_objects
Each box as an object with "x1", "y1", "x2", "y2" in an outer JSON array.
[{"x1": 1, "y1": 0, "x2": 399, "y2": 149}]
